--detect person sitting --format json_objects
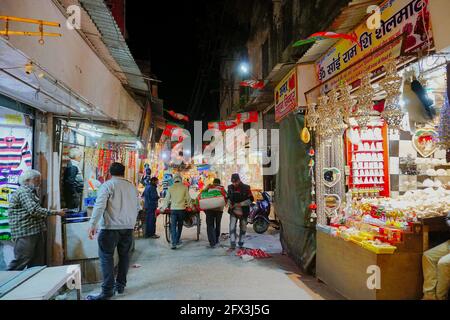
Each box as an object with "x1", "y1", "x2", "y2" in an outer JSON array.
[
  {"x1": 160, "y1": 174, "x2": 191, "y2": 250},
  {"x1": 422, "y1": 211, "x2": 450, "y2": 300}
]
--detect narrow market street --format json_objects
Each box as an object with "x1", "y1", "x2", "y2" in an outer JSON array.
[{"x1": 77, "y1": 214, "x2": 342, "y2": 300}]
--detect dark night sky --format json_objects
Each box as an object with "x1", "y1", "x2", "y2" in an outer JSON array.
[{"x1": 126, "y1": 1, "x2": 228, "y2": 122}]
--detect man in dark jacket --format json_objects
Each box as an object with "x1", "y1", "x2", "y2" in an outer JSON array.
[
  {"x1": 422, "y1": 211, "x2": 450, "y2": 300},
  {"x1": 62, "y1": 148, "x2": 84, "y2": 210},
  {"x1": 143, "y1": 177, "x2": 160, "y2": 239},
  {"x1": 227, "y1": 174, "x2": 254, "y2": 250}
]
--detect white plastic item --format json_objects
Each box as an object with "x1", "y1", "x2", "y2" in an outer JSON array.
[{"x1": 198, "y1": 196, "x2": 226, "y2": 210}]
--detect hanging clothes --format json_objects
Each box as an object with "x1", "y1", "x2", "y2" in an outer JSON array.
[{"x1": 0, "y1": 137, "x2": 32, "y2": 169}]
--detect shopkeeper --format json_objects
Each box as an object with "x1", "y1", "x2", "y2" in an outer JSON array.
[
  {"x1": 7, "y1": 170, "x2": 65, "y2": 271},
  {"x1": 62, "y1": 148, "x2": 84, "y2": 210},
  {"x1": 422, "y1": 212, "x2": 450, "y2": 300}
]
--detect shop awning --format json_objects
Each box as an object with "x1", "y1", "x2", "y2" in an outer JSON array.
[
  {"x1": 298, "y1": 0, "x2": 384, "y2": 64},
  {"x1": 0, "y1": 38, "x2": 106, "y2": 119},
  {"x1": 76, "y1": 0, "x2": 149, "y2": 93}
]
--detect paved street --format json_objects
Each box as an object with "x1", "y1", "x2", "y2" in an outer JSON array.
[{"x1": 78, "y1": 214, "x2": 343, "y2": 300}]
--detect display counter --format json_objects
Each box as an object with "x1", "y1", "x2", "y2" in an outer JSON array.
[{"x1": 317, "y1": 230, "x2": 423, "y2": 300}]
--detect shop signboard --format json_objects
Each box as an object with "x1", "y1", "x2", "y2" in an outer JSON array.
[
  {"x1": 274, "y1": 67, "x2": 298, "y2": 123},
  {"x1": 315, "y1": 0, "x2": 433, "y2": 84},
  {"x1": 307, "y1": 36, "x2": 403, "y2": 101}
]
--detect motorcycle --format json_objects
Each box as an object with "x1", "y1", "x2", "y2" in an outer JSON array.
[{"x1": 248, "y1": 191, "x2": 272, "y2": 234}]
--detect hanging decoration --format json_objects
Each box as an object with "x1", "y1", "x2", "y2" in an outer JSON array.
[
  {"x1": 437, "y1": 93, "x2": 450, "y2": 149},
  {"x1": 240, "y1": 80, "x2": 265, "y2": 90},
  {"x1": 166, "y1": 110, "x2": 190, "y2": 122},
  {"x1": 316, "y1": 95, "x2": 332, "y2": 138},
  {"x1": 305, "y1": 102, "x2": 319, "y2": 131},
  {"x1": 338, "y1": 81, "x2": 355, "y2": 126},
  {"x1": 0, "y1": 15, "x2": 61, "y2": 44},
  {"x1": 379, "y1": 60, "x2": 404, "y2": 130},
  {"x1": 293, "y1": 31, "x2": 359, "y2": 48},
  {"x1": 301, "y1": 127, "x2": 311, "y2": 144},
  {"x1": 412, "y1": 127, "x2": 439, "y2": 158},
  {"x1": 236, "y1": 111, "x2": 259, "y2": 124},
  {"x1": 162, "y1": 123, "x2": 186, "y2": 137},
  {"x1": 208, "y1": 120, "x2": 239, "y2": 131},
  {"x1": 355, "y1": 73, "x2": 375, "y2": 130},
  {"x1": 308, "y1": 147, "x2": 317, "y2": 223},
  {"x1": 328, "y1": 88, "x2": 346, "y2": 137},
  {"x1": 323, "y1": 167, "x2": 342, "y2": 188}
]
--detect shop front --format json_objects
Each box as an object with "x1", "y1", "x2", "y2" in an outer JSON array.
[
  {"x1": 302, "y1": 0, "x2": 450, "y2": 299},
  {"x1": 0, "y1": 97, "x2": 36, "y2": 269},
  {"x1": 55, "y1": 119, "x2": 145, "y2": 282}
]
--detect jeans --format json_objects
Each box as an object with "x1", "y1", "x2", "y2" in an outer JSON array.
[
  {"x1": 422, "y1": 240, "x2": 450, "y2": 300},
  {"x1": 229, "y1": 214, "x2": 248, "y2": 248},
  {"x1": 205, "y1": 210, "x2": 223, "y2": 246},
  {"x1": 145, "y1": 206, "x2": 157, "y2": 237},
  {"x1": 170, "y1": 210, "x2": 185, "y2": 246},
  {"x1": 98, "y1": 229, "x2": 134, "y2": 294},
  {"x1": 8, "y1": 232, "x2": 46, "y2": 271}
]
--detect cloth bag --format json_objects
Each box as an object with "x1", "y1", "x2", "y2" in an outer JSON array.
[{"x1": 197, "y1": 189, "x2": 226, "y2": 211}]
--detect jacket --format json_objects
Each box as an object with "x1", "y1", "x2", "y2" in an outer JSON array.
[
  {"x1": 62, "y1": 160, "x2": 84, "y2": 209},
  {"x1": 90, "y1": 177, "x2": 140, "y2": 230},
  {"x1": 143, "y1": 184, "x2": 159, "y2": 209},
  {"x1": 161, "y1": 181, "x2": 191, "y2": 210},
  {"x1": 227, "y1": 183, "x2": 254, "y2": 217}
]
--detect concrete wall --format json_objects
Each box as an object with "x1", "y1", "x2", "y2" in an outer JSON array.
[{"x1": 0, "y1": 0, "x2": 142, "y2": 134}]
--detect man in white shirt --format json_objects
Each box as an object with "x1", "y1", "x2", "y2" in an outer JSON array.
[{"x1": 86, "y1": 163, "x2": 140, "y2": 300}]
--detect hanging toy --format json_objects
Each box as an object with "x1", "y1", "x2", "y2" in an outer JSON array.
[
  {"x1": 309, "y1": 202, "x2": 318, "y2": 223},
  {"x1": 301, "y1": 127, "x2": 311, "y2": 144}
]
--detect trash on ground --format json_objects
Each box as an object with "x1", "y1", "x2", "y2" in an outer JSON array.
[
  {"x1": 236, "y1": 248, "x2": 271, "y2": 259},
  {"x1": 241, "y1": 254, "x2": 255, "y2": 262},
  {"x1": 132, "y1": 264, "x2": 142, "y2": 268}
]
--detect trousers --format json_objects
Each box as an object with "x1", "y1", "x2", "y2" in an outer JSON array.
[
  {"x1": 98, "y1": 229, "x2": 134, "y2": 294},
  {"x1": 229, "y1": 214, "x2": 248, "y2": 248},
  {"x1": 7, "y1": 232, "x2": 46, "y2": 271},
  {"x1": 422, "y1": 240, "x2": 450, "y2": 300},
  {"x1": 205, "y1": 211, "x2": 223, "y2": 246},
  {"x1": 170, "y1": 210, "x2": 185, "y2": 246}
]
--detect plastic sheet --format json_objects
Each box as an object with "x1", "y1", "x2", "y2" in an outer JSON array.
[{"x1": 275, "y1": 113, "x2": 316, "y2": 273}]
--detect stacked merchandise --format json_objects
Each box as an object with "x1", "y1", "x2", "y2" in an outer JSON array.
[
  {"x1": 318, "y1": 188, "x2": 450, "y2": 254},
  {"x1": 347, "y1": 125, "x2": 390, "y2": 198},
  {"x1": 0, "y1": 132, "x2": 33, "y2": 241}
]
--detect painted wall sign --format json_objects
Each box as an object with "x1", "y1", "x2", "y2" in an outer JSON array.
[{"x1": 274, "y1": 67, "x2": 298, "y2": 123}]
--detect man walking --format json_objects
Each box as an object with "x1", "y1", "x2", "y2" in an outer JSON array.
[
  {"x1": 204, "y1": 179, "x2": 226, "y2": 248},
  {"x1": 8, "y1": 170, "x2": 64, "y2": 270},
  {"x1": 143, "y1": 177, "x2": 160, "y2": 239},
  {"x1": 87, "y1": 163, "x2": 140, "y2": 300},
  {"x1": 227, "y1": 174, "x2": 254, "y2": 251},
  {"x1": 160, "y1": 174, "x2": 191, "y2": 250}
]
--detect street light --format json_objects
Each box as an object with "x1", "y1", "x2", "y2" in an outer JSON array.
[{"x1": 239, "y1": 62, "x2": 250, "y2": 76}]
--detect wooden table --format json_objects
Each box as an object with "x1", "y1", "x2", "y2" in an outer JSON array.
[
  {"x1": 316, "y1": 231, "x2": 423, "y2": 300},
  {"x1": 0, "y1": 265, "x2": 82, "y2": 300}
]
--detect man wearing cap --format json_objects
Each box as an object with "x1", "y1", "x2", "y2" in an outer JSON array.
[
  {"x1": 227, "y1": 174, "x2": 254, "y2": 250},
  {"x1": 160, "y1": 174, "x2": 191, "y2": 250}
]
